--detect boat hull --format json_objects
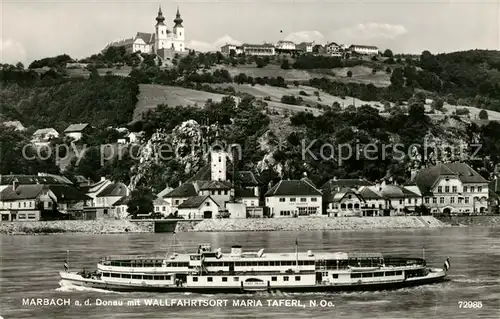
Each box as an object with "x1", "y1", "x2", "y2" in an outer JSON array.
[{"x1": 59, "y1": 271, "x2": 448, "y2": 293}]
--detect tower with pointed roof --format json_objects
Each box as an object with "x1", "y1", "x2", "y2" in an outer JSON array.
[
  {"x1": 172, "y1": 7, "x2": 185, "y2": 50},
  {"x1": 210, "y1": 124, "x2": 227, "y2": 182},
  {"x1": 155, "y1": 5, "x2": 168, "y2": 53}
]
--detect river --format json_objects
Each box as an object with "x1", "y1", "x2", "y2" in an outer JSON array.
[{"x1": 0, "y1": 228, "x2": 499, "y2": 319}]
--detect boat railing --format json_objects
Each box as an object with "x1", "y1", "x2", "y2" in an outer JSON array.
[{"x1": 100, "y1": 255, "x2": 169, "y2": 261}]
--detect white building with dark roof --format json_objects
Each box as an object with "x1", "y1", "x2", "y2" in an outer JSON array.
[
  {"x1": 64, "y1": 123, "x2": 91, "y2": 141},
  {"x1": 177, "y1": 195, "x2": 220, "y2": 219},
  {"x1": 265, "y1": 173, "x2": 322, "y2": 218},
  {"x1": 413, "y1": 162, "x2": 489, "y2": 215},
  {"x1": 2, "y1": 120, "x2": 26, "y2": 131}
]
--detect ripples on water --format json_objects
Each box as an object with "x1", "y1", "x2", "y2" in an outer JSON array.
[{"x1": 1, "y1": 228, "x2": 499, "y2": 319}]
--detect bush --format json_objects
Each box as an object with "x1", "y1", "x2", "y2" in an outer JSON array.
[{"x1": 299, "y1": 90, "x2": 309, "y2": 96}]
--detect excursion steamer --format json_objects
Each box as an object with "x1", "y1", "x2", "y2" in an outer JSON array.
[{"x1": 59, "y1": 239, "x2": 450, "y2": 293}]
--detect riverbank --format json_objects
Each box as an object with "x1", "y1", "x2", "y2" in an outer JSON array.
[
  {"x1": 176, "y1": 216, "x2": 449, "y2": 232},
  {"x1": 0, "y1": 220, "x2": 153, "y2": 235}
]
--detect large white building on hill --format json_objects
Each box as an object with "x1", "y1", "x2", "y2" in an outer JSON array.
[{"x1": 104, "y1": 6, "x2": 186, "y2": 59}]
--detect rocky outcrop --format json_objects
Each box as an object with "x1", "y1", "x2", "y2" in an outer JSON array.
[{"x1": 184, "y1": 216, "x2": 450, "y2": 232}]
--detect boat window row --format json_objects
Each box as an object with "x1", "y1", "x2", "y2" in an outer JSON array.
[
  {"x1": 103, "y1": 261, "x2": 189, "y2": 267},
  {"x1": 102, "y1": 273, "x2": 172, "y2": 280},
  {"x1": 204, "y1": 260, "x2": 315, "y2": 267},
  {"x1": 350, "y1": 271, "x2": 402, "y2": 278},
  {"x1": 192, "y1": 276, "x2": 302, "y2": 282}
]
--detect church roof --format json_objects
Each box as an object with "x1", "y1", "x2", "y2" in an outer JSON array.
[{"x1": 135, "y1": 32, "x2": 155, "y2": 44}]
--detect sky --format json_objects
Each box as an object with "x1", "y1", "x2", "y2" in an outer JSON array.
[{"x1": 1, "y1": 0, "x2": 499, "y2": 65}]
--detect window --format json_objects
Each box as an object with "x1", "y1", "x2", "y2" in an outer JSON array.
[
  {"x1": 351, "y1": 273, "x2": 361, "y2": 278},
  {"x1": 332, "y1": 274, "x2": 338, "y2": 279},
  {"x1": 290, "y1": 198, "x2": 296, "y2": 202},
  {"x1": 193, "y1": 277, "x2": 198, "y2": 282},
  {"x1": 445, "y1": 186, "x2": 450, "y2": 193},
  {"x1": 300, "y1": 198, "x2": 307, "y2": 202},
  {"x1": 234, "y1": 277, "x2": 239, "y2": 282},
  {"x1": 424, "y1": 197, "x2": 430, "y2": 204},
  {"x1": 218, "y1": 156, "x2": 222, "y2": 162},
  {"x1": 311, "y1": 198, "x2": 317, "y2": 202},
  {"x1": 362, "y1": 273, "x2": 372, "y2": 278},
  {"x1": 153, "y1": 275, "x2": 163, "y2": 280},
  {"x1": 122, "y1": 274, "x2": 131, "y2": 279},
  {"x1": 165, "y1": 275, "x2": 171, "y2": 280},
  {"x1": 222, "y1": 277, "x2": 227, "y2": 282},
  {"x1": 395, "y1": 271, "x2": 402, "y2": 275},
  {"x1": 374, "y1": 272, "x2": 384, "y2": 277},
  {"x1": 205, "y1": 202, "x2": 210, "y2": 206},
  {"x1": 279, "y1": 198, "x2": 285, "y2": 202},
  {"x1": 465, "y1": 197, "x2": 469, "y2": 204},
  {"x1": 438, "y1": 186, "x2": 442, "y2": 193},
  {"x1": 450, "y1": 197, "x2": 455, "y2": 204},
  {"x1": 28, "y1": 214, "x2": 36, "y2": 219},
  {"x1": 452, "y1": 186, "x2": 457, "y2": 193},
  {"x1": 295, "y1": 276, "x2": 301, "y2": 281},
  {"x1": 440, "y1": 197, "x2": 444, "y2": 204},
  {"x1": 385, "y1": 271, "x2": 395, "y2": 276},
  {"x1": 478, "y1": 186, "x2": 482, "y2": 192},
  {"x1": 111, "y1": 273, "x2": 120, "y2": 278},
  {"x1": 470, "y1": 187, "x2": 475, "y2": 192},
  {"x1": 284, "y1": 276, "x2": 289, "y2": 281},
  {"x1": 175, "y1": 200, "x2": 179, "y2": 205},
  {"x1": 132, "y1": 275, "x2": 141, "y2": 279},
  {"x1": 433, "y1": 197, "x2": 437, "y2": 204},
  {"x1": 271, "y1": 276, "x2": 277, "y2": 281}
]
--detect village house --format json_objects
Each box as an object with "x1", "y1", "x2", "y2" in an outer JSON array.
[
  {"x1": 321, "y1": 178, "x2": 373, "y2": 216},
  {"x1": 93, "y1": 182, "x2": 130, "y2": 219},
  {"x1": 127, "y1": 131, "x2": 145, "y2": 144},
  {"x1": 325, "y1": 42, "x2": 343, "y2": 56},
  {"x1": 349, "y1": 44, "x2": 379, "y2": 55},
  {"x1": 413, "y1": 162, "x2": 489, "y2": 215},
  {"x1": 2, "y1": 120, "x2": 26, "y2": 131},
  {"x1": 64, "y1": 123, "x2": 92, "y2": 141},
  {"x1": 31, "y1": 128, "x2": 59, "y2": 145},
  {"x1": 265, "y1": 173, "x2": 322, "y2": 218},
  {"x1": 358, "y1": 186, "x2": 386, "y2": 216},
  {"x1": 0, "y1": 174, "x2": 91, "y2": 221},
  {"x1": 296, "y1": 42, "x2": 314, "y2": 53},
  {"x1": 111, "y1": 196, "x2": 130, "y2": 219},
  {"x1": 176, "y1": 195, "x2": 220, "y2": 219},
  {"x1": 488, "y1": 176, "x2": 500, "y2": 214},
  {"x1": 153, "y1": 197, "x2": 169, "y2": 216},
  {"x1": 369, "y1": 181, "x2": 422, "y2": 215},
  {"x1": 220, "y1": 44, "x2": 243, "y2": 55}
]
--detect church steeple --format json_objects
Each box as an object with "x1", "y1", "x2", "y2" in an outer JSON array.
[
  {"x1": 174, "y1": 7, "x2": 183, "y2": 27},
  {"x1": 156, "y1": 5, "x2": 165, "y2": 25}
]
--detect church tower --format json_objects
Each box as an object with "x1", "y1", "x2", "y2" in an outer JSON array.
[
  {"x1": 173, "y1": 6, "x2": 185, "y2": 50},
  {"x1": 155, "y1": 5, "x2": 168, "y2": 53},
  {"x1": 210, "y1": 129, "x2": 227, "y2": 182}
]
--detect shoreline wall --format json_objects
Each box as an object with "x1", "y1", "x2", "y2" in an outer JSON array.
[
  {"x1": 0, "y1": 220, "x2": 153, "y2": 235},
  {"x1": 179, "y1": 216, "x2": 449, "y2": 232}
]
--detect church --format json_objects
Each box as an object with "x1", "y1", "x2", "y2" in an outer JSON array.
[{"x1": 104, "y1": 6, "x2": 186, "y2": 59}]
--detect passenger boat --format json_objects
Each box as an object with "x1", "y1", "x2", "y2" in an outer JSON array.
[{"x1": 59, "y1": 236, "x2": 450, "y2": 293}]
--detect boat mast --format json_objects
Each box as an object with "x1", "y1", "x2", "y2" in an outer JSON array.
[
  {"x1": 422, "y1": 245, "x2": 425, "y2": 260},
  {"x1": 295, "y1": 238, "x2": 299, "y2": 272}
]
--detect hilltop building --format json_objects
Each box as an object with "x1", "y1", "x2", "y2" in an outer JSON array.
[{"x1": 104, "y1": 6, "x2": 186, "y2": 60}]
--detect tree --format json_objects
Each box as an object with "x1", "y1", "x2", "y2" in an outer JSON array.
[
  {"x1": 385, "y1": 66, "x2": 392, "y2": 74},
  {"x1": 478, "y1": 109, "x2": 489, "y2": 120},
  {"x1": 281, "y1": 59, "x2": 290, "y2": 70},
  {"x1": 431, "y1": 98, "x2": 444, "y2": 111},
  {"x1": 347, "y1": 70, "x2": 353, "y2": 78},
  {"x1": 229, "y1": 49, "x2": 236, "y2": 57},
  {"x1": 293, "y1": 80, "x2": 299, "y2": 87},
  {"x1": 383, "y1": 49, "x2": 393, "y2": 58},
  {"x1": 127, "y1": 186, "x2": 155, "y2": 218},
  {"x1": 390, "y1": 67, "x2": 405, "y2": 87}
]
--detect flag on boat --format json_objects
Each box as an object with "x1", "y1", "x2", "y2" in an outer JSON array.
[
  {"x1": 64, "y1": 260, "x2": 68, "y2": 271},
  {"x1": 443, "y1": 258, "x2": 450, "y2": 271},
  {"x1": 295, "y1": 239, "x2": 298, "y2": 246}
]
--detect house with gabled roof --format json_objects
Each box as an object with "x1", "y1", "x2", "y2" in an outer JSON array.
[
  {"x1": 64, "y1": 123, "x2": 92, "y2": 141},
  {"x1": 111, "y1": 196, "x2": 130, "y2": 219},
  {"x1": 323, "y1": 187, "x2": 366, "y2": 217},
  {"x1": 31, "y1": 128, "x2": 59, "y2": 145},
  {"x1": 2, "y1": 120, "x2": 26, "y2": 131},
  {"x1": 177, "y1": 195, "x2": 220, "y2": 219},
  {"x1": 153, "y1": 197, "x2": 169, "y2": 216},
  {"x1": 94, "y1": 182, "x2": 130, "y2": 219},
  {"x1": 365, "y1": 180, "x2": 421, "y2": 216},
  {"x1": 264, "y1": 173, "x2": 322, "y2": 218},
  {"x1": 0, "y1": 174, "x2": 92, "y2": 221},
  {"x1": 414, "y1": 162, "x2": 488, "y2": 215}
]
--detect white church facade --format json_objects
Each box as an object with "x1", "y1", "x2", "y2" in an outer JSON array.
[{"x1": 104, "y1": 6, "x2": 186, "y2": 58}]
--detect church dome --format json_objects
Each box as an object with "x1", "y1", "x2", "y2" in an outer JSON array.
[
  {"x1": 156, "y1": 5, "x2": 165, "y2": 25},
  {"x1": 174, "y1": 7, "x2": 183, "y2": 27}
]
